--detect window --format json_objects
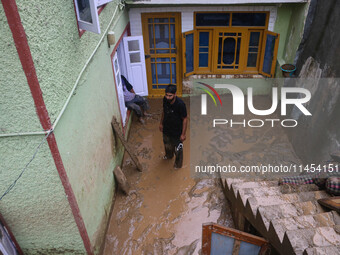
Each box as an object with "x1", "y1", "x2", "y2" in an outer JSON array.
[
  {"x1": 74, "y1": 0, "x2": 112, "y2": 34},
  {"x1": 183, "y1": 12, "x2": 279, "y2": 77}
]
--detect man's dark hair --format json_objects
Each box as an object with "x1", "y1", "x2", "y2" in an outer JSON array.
[{"x1": 165, "y1": 84, "x2": 177, "y2": 94}]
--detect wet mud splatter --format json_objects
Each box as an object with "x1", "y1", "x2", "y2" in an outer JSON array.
[{"x1": 103, "y1": 98, "x2": 233, "y2": 255}]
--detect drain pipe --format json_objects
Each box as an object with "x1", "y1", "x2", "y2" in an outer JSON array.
[
  {"x1": 0, "y1": 4, "x2": 121, "y2": 138},
  {"x1": 0, "y1": 131, "x2": 48, "y2": 138}
]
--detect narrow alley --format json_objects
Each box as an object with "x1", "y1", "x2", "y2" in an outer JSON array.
[{"x1": 103, "y1": 98, "x2": 233, "y2": 254}]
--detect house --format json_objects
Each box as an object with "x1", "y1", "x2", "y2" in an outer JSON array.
[
  {"x1": 127, "y1": 0, "x2": 310, "y2": 95},
  {"x1": 0, "y1": 0, "x2": 132, "y2": 254},
  {"x1": 2, "y1": 0, "x2": 330, "y2": 254}
]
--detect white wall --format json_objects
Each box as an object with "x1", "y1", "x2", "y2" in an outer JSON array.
[{"x1": 129, "y1": 6, "x2": 278, "y2": 36}]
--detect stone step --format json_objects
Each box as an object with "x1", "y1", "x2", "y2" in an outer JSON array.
[
  {"x1": 231, "y1": 180, "x2": 278, "y2": 196},
  {"x1": 303, "y1": 246, "x2": 340, "y2": 255},
  {"x1": 238, "y1": 186, "x2": 282, "y2": 206},
  {"x1": 225, "y1": 178, "x2": 245, "y2": 190},
  {"x1": 258, "y1": 201, "x2": 325, "y2": 229},
  {"x1": 282, "y1": 226, "x2": 340, "y2": 255},
  {"x1": 271, "y1": 211, "x2": 340, "y2": 242},
  {"x1": 247, "y1": 190, "x2": 329, "y2": 216}
]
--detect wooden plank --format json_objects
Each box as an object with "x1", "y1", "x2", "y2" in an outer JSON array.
[
  {"x1": 318, "y1": 196, "x2": 340, "y2": 212},
  {"x1": 113, "y1": 166, "x2": 130, "y2": 195},
  {"x1": 202, "y1": 224, "x2": 212, "y2": 255},
  {"x1": 111, "y1": 116, "x2": 143, "y2": 172}
]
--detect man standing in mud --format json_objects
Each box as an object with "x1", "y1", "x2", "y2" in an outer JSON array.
[{"x1": 159, "y1": 84, "x2": 188, "y2": 168}]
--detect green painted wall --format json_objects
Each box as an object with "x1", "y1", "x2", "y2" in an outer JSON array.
[
  {"x1": 54, "y1": 11, "x2": 130, "y2": 252},
  {"x1": 1, "y1": 0, "x2": 130, "y2": 253},
  {"x1": 0, "y1": 4, "x2": 41, "y2": 133},
  {"x1": 0, "y1": 136, "x2": 85, "y2": 254},
  {"x1": 0, "y1": 2, "x2": 84, "y2": 254},
  {"x1": 274, "y1": 3, "x2": 310, "y2": 77}
]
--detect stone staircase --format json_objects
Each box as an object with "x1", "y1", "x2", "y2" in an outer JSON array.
[{"x1": 221, "y1": 178, "x2": 340, "y2": 255}]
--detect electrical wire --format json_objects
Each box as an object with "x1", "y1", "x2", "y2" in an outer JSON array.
[{"x1": 0, "y1": 130, "x2": 52, "y2": 201}]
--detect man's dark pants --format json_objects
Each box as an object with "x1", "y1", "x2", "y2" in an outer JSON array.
[
  {"x1": 163, "y1": 134, "x2": 183, "y2": 168},
  {"x1": 125, "y1": 95, "x2": 149, "y2": 117}
]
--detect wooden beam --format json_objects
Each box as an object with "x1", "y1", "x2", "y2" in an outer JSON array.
[{"x1": 111, "y1": 117, "x2": 143, "y2": 172}]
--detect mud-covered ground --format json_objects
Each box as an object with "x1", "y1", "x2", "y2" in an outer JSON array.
[{"x1": 103, "y1": 98, "x2": 233, "y2": 255}]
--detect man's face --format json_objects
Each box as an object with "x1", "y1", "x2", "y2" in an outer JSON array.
[{"x1": 165, "y1": 92, "x2": 176, "y2": 103}]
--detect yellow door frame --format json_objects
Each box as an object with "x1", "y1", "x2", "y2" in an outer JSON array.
[{"x1": 141, "y1": 13, "x2": 182, "y2": 97}]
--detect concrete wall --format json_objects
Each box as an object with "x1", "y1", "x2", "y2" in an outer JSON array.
[
  {"x1": 274, "y1": 2, "x2": 310, "y2": 77},
  {"x1": 0, "y1": 2, "x2": 84, "y2": 253},
  {"x1": 285, "y1": 0, "x2": 340, "y2": 163},
  {"x1": 1, "y1": 0, "x2": 129, "y2": 253},
  {"x1": 129, "y1": 5, "x2": 277, "y2": 35},
  {"x1": 54, "y1": 10, "x2": 130, "y2": 251}
]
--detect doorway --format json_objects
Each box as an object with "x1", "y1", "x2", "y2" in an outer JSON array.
[{"x1": 142, "y1": 13, "x2": 182, "y2": 96}]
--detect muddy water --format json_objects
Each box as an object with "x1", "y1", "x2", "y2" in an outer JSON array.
[
  {"x1": 190, "y1": 94, "x2": 302, "y2": 180},
  {"x1": 103, "y1": 98, "x2": 233, "y2": 255}
]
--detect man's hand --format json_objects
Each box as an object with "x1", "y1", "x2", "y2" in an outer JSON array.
[
  {"x1": 180, "y1": 134, "x2": 186, "y2": 142},
  {"x1": 159, "y1": 123, "x2": 163, "y2": 132}
]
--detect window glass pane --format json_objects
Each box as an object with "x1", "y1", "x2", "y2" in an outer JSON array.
[
  {"x1": 239, "y1": 241, "x2": 261, "y2": 255},
  {"x1": 232, "y1": 13, "x2": 266, "y2": 26},
  {"x1": 247, "y1": 53, "x2": 258, "y2": 67},
  {"x1": 196, "y1": 13, "x2": 230, "y2": 26},
  {"x1": 128, "y1": 40, "x2": 140, "y2": 51},
  {"x1": 156, "y1": 58, "x2": 170, "y2": 62},
  {"x1": 116, "y1": 74, "x2": 120, "y2": 84},
  {"x1": 155, "y1": 24, "x2": 169, "y2": 49},
  {"x1": 172, "y1": 63, "x2": 176, "y2": 84},
  {"x1": 157, "y1": 63, "x2": 170, "y2": 84},
  {"x1": 249, "y1": 48, "x2": 258, "y2": 53},
  {"x1": 170, "y1": 18, "x2": 175, "y2": 22},
  {"x1": 211, "y1": 233, "x2": 234, "y2": 254},
  {"x1": 249, "y1": 32, "x2": 260, "y2": 46},
  {"x1": 156, "y1": 50, "x2": 170, "y2": 54},
  {"x1": 236, "y1": 38, "x2": 241, "y2": 65},
  {"x1": 199, "y1": 32, "x2": 209, "y2": 68},
  {"x1": 199, "y1": 54, "x2": 209, "y2": 67},
  {"x1": 148, "y1": 18, "x2": 153, "y2": 23},
  {"x1": 185, "y1": 33, "x2": 194, "y2": 73},
  {"x1": 77, "y1": 0, "x2": 92, "y2": 23},
  {"x1": 170, "y1": 24, "x2": 176, "y2": 48},
  {"x1": 199, "y1": 32, "x2": 209, "y2": 46},
  {"x1": 149, "y1": 25, "x2": 154, "y2": 49},
  {"x1": 262, "y1": 34, "x2": 276, "y2": 74},
  {"x1": 154, "y1": 18, "x2": 169, "y2": 23},
  {"x1": 222, "y1": 38, "x2": 235, "y2": 64},
  {"x1": 218, "y1": 37, "x2": 222, "y2": 64},
  {"x1": 151, "y1": 64, "x2": 156, "y2": 83},
  {"x1": 129, "y1": 53, "x2": 140, "y2": 63}
]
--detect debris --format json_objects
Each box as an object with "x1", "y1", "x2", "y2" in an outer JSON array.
[
  {"x1": 111, "y1": 116, "x2": 143, "y2": 171},
  {"x1": 113, "y1": 166, "x2": 130, "y2": 195}
]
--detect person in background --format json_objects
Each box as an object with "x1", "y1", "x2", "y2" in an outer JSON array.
[
  {"x1": 159, "y1": 84, "x2": 188, "y2": 168},
  {"x1": 121, "y1": 75, "x2": 150, "y2": 124}
]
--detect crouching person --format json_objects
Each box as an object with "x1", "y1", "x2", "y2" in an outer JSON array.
[{"x1": 121, "y1": 75, "x2": 150, "y2": 124}]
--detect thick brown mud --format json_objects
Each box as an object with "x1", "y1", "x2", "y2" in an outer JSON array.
[{"x1": 103, "y1": 98, "x2": 233, "y2": 255}]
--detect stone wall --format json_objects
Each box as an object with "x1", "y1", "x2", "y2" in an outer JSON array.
[{"x1": 286, "y1": 0, "x2": 340, "y2": 163}]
